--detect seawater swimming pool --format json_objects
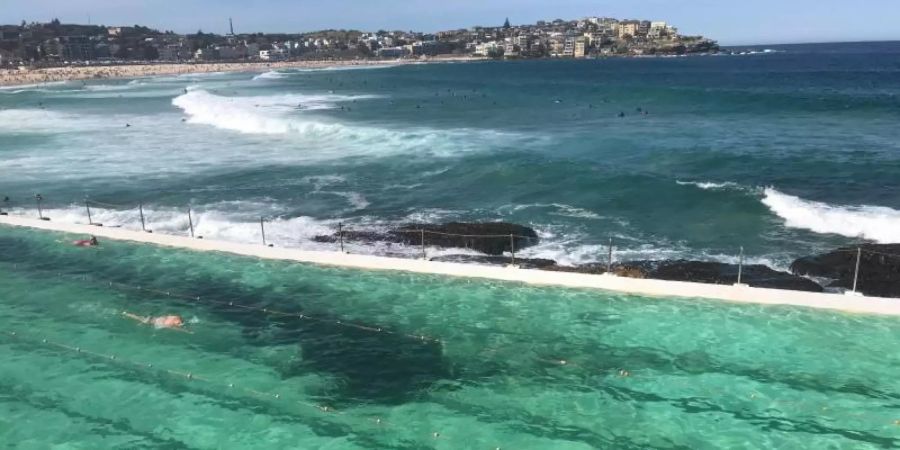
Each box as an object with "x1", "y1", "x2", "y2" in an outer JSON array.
[{"x1": 1, "y1": 225, "x2": 898, "y2": 449}]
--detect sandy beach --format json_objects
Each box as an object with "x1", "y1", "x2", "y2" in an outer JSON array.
[{"x1": 0, "y1": 56, "x2": 483, "y2": 87}]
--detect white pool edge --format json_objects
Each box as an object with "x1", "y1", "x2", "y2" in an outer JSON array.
[{"x1": 2, "y1": 214, "x2": 898, "y2": 317}]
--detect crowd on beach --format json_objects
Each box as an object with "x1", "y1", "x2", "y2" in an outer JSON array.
[{"x1": 0, "y1": 56, "x2": 479, "y2": 87}]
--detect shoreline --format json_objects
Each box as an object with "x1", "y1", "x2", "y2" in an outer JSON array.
[
  {"x1": 0, "y1": 56, "x2": 485, "y2": 87},
  {"x1": 2, "y1": 214, "x2": 898, "y2": 317}
]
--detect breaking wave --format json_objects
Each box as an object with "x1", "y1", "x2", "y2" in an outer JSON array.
[
  {"x1": 252, "y1": 71, "x2": 290, "y2": 81},
  {"x1": 171, "y1": 90, "x2": 531, "y2": 158},
  {"x1": 761, "y1": 188, "x2": 900, "y2": 243}
]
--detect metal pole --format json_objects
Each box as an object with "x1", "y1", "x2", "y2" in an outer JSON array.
[
  {"x1": 510, "y1": 234, "x2": 516, "y2": 266},
  {"x1": 0, "y1": 196, "x2": 6, "y2": 216},
  {"x1": 737, "y1": 246, "x2": 744, "y2": 285},
  {"x1": 260, "y1": 217, "x2": 267, "y2": 246},
  {"x1": 420, "y1": 229, "x2": 426, "y2": 260},
  {"x1": 139, "y1": 203, "x2": 146, "y2": 231},
  {"x1": 188, "y1": 208, "x2": 194, "y2": 238},
  {"x1": 607, "y1": 236, "x2": 613, "y2": 273},
  {"x1": 852, "y1": 247, "x2": 862, "y2": 293},
  {"x1": 85, "y1": 199, "x2": 93, "y2": 225},
  {"x1": 338, "y1": 222, "x2": 344, "y2": 253},
  {"x1": 35, "y1": 194, "x2": 44, "y2": 220}
]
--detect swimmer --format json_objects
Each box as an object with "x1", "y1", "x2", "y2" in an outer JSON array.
[
  {"x1": 122, "y1": 311, "x2": 186, "y2": 330},
  {"x1": 73, "y1": 236, "x2": 99, "y2": 247}
]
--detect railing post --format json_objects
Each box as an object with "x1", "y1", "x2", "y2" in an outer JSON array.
[
  {"x1": 35, "y1": 194, "x2": 46, "y2": 220},
  {"x1": 852, "y1": 247, "x2": 862, "y2": 293},
  {"x1": 736, "y1": 246, "x2": 744, "y2": 285},
  {"x1": 510, "y1": 234, "x2": 516, "y2": 266},
  {"x1": 0, "y1": 196, "x2": 8, "y2": 216},
  {"x1": 260, "y1": 217, "x2": 267, "y2": 246},
  {"x1": 420, "y1": 229, "x2": 426, "y2": 260},
  {"x1": 606, "y1": 236, "x2": 613, "y2": 274},
  {"x1": 338, "y1": 222, "x2": 344, "y2": 253},
  {"x1": 187, "y1": 208, "x2": 194, "y2": 238},
  {"x1": 139, "y1": 203, "x2": 146, "y2": 232},
  {"x1": 85, "y1": 199, "x2": 93, "y2": 225}
]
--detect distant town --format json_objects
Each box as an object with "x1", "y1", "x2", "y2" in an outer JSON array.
[{"x1": 0, "y1": 17, "x2": 719, "y2": 67}]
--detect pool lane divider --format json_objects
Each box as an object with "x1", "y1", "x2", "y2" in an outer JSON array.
[{"x1": 2, "y1": 214, "x2": 899, "y2": 317}]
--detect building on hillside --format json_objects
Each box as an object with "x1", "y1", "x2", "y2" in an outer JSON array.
[
  {"x1": 638, "y1": 21, "x2": 651, "y2": 37},
  {"x1": 60, "y1": 36, "x2": 95, "y2": 60},
  {"x1": 574, "y1": 37, "x2": 587, "y2": 58},
  {"x1": 617, "y1": 21, "x2": 639, "y2": 38},
  {"x1": 648, "y1": 21, "x2": 669, "y2": 39},
  {"x1": 376, "y1": 46, "x2": 407, "y2": 57},
  {"x1": 562, "y1": 36, "x2": 575, "y2": 57},
  {"x1": 158, "y1": 44, "x2": 185, "y2": 61}
]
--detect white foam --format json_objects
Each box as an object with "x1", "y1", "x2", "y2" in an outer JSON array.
[
  {"x1": 171, "y1": 90, "x2": 378, "y2": 133},
  {"x1": 0, "y1": 109, "x2": 88, "y2": 133},
  {"x1": 252, "y1": 71, "x2": 290, "y2": 81},
  {"x1": 170, "y1": 90, "x2": 528, "y2": 160},
  {"x1": 676, "y1": 180, "x2": 742, "y2": 191},
  {"x1": 502, "y1": 203, "x2": 603, "y2": 220},
  {"x1": 762, "y1": 187, "x2": 900, "y2": 243}
]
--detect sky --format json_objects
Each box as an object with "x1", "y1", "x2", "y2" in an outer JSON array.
[{"x1": 2, "y1": 0, "x2": 899, "y2": 45}]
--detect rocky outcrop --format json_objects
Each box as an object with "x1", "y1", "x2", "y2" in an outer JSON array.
[
  {"x1": 632, "y1": 260, "x2": 823, "y2": 292},
  {"x1": 791, "y1": 244, "x2": 900, "y2": 298},
  {"x1": 545, "y1": 260, "x2": 823, "y2": 292},
  {"x1": 314, "y1": 222, "x2": 538, "y2": 255},
  {"x1": 429, "y1": 254, "x2": 557, "y2": 269}
]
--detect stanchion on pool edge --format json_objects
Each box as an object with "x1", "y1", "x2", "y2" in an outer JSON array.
[
  {"x1": 188, "y1": 208, "x2": 195, "y2": 238},
  {"x1": 85, "y1": 199, "x2": 93, "y2": 225},
  {"x1": 338, "y1": 222, "x2": 344, "y2": 253},
  {"x1": 35, "y1": 194, "x2": 49, "y2": 221},
  {"x1": 421, "y1": 229, "x2": 426, "y2": 260},
  {"x1": 0, "y1": 196, "x2": 8, "y2": 216},
  {"x1": 139, "y1": 202, "x2": 147, "y2": 232},
  {"x1": 852, "y1": 247, "x2": 862, "y2": 294},
  {"x1": 606, "y1": 236, "x2": 613, "y2": 274},
  {"x1": 260, "y1": 217, "x2": 267, "y2": 246},
  {"x1": 510, "y1": 233, "x2": 516, "y2": 266},
  {"x1": 736, "y1": 246, "x2": 744, "y2": 285}
]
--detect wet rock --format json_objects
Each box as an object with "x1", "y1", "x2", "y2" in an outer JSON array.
[
  {"x1": 314, "y1": 222, "x2": 538, "y2": 255},
  {"x1": 546, "y1": 260, "x2": 823, "y2": 292},
  {"x1": 429, "y1": 254, "x2": 557, "y2": 269},
  {"x1": 635, "y1": 260, "x2": 822, "y2": 292},
  {"x1": 791, "y1": 244, "x2": 900, "y2": 298}
]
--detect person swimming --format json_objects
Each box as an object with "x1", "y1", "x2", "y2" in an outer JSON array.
[
  {"x1": 122, "y1": 311, "x2": 185, "y2": 330},
  {"x1": 73, "y1": 236, "x2": 99, "y2": 247}
]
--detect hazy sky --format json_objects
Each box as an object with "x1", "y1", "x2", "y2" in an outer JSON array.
[{"x1": 2, "y1": 0, "x2": 899, "y2": 45}]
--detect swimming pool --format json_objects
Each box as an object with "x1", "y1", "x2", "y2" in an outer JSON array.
[{"x1": 1, "y1": 226, "x2": 898, "y2": 449}]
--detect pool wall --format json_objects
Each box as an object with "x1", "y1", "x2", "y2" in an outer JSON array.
[{"x1": 2, "y1": 214, "x2": 898, "y2": 316}]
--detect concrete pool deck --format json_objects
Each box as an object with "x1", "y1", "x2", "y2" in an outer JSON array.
[{"x1": 2, "y1": 214, "x2": 899, "y2": 317}]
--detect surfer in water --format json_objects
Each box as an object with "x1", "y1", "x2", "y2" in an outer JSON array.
[
  {"x1": 122, "y1": 311, "x2": 187, "y2": 330},
  {"x1": 73, "y1": 236, "x2": 99, "y2": 247}
]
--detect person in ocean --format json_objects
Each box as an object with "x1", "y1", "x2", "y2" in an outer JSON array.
[
  {"x1": 122, "y1": 311, "x2": 186, "y2": 330},
  {"x1": 73, "y1": 236, "x2": 99, "y2": 247}
]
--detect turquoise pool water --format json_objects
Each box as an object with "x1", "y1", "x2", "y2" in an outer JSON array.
[{"x1": 1, "y1": 225, "x2": 898, "y2": 449}]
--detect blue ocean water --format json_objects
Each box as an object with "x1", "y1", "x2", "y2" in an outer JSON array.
[
  {"x1": 2, "y1": 42, "x2": 900, "y2": 268},
  {"x1": 2, "y1": 41, "x2": 900, "y2": 448}
]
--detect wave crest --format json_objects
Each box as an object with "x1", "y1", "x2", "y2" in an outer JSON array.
[{"x1": 762, "y1": 188, "x2": 900, "y2": 243}]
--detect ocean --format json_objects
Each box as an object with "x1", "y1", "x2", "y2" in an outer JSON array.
[{"x1": 1, "y1": 42, "x2": 899, "y2": 448}]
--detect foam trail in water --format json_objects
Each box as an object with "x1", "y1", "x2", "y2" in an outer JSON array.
[
  {"x1": 762, "y1": 188, "x2": 900, "y2": 243},
  {"x1": 675, "y1": 180, "x2": 747, "y2": 191}
]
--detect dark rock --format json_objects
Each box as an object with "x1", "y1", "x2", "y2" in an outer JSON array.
[
  {"x1": 637, "y1": 260, "x2": 822, "y2": 292},
  {"x1": 791, "y1": 244, "x2": 900, "y2": 298},
  {"x1": 547, "y1": 260, "x2": 823, "y2": 292},
  {"x1": 429, "y1": 254, "x2": 557, "y2": 269},
  {"x1": 314, "y1": 222, "x2": 539, "y2": 255}
]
